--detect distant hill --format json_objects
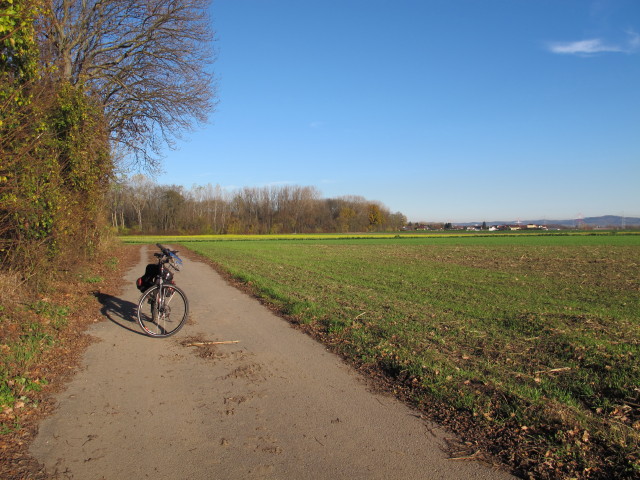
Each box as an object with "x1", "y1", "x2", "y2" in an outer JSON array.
[{"x1": 456, "y1": 215, "x2": 640, "y2": 228}]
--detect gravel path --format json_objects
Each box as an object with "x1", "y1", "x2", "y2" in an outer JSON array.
[{"x1": 30, "y1": 245, "x2": 514, "y2": 479}]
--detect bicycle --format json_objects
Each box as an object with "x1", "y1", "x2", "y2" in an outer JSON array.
[{"x1": 136, "y1": 244, "x2": 189, "y2": 338}]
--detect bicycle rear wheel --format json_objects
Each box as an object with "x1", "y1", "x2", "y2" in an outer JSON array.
[{"x1": 137, "y1": 285, "x2": 189, "y2": 338}]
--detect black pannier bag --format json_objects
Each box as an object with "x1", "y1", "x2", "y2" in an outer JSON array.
[
  {"x1": 136, "y1": 263, "x2": 160, "y2": 292},
  {"x1": 135, "y1": 263, "x2": 175, "y2": 292}
]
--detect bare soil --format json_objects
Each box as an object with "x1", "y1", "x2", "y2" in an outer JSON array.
[{"x1": 20, "y1": 245, "x2": 514, "y2": 479}]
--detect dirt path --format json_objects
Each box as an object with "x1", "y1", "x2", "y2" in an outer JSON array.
[{"x1": 30, "y1": 246, "x2": 514, "y2": 479}]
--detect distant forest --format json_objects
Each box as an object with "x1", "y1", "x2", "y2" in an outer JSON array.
[{"x1": 110, "y1": 176, "x2": 408, "y2": 234}]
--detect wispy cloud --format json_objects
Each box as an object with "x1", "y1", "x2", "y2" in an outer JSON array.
[
  {"x1": 262, "y1": 180, "x2": 296, "y2": 187},
  {"x1": 628, "y1": 30, "x2": 640, "y2": 50},
  {"x1": 549, "y1": 38, "x2": 622, "y2": 55},
  {"x1": 548, "y1": 31, "x2": 640, "y2": 56}
]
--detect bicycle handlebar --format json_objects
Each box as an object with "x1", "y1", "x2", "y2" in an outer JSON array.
[
  {"x1": 156, "y1": 243, "x2": 183, "y2": 267},
  {"x1": 156, "y1": 243, "x2": 179, "y2": 254}
]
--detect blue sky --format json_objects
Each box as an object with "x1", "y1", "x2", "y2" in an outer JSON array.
[{"x1": 156, "y1": 0, "x2": 640, "y2": 223}]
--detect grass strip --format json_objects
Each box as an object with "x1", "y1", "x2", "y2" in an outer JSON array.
[{"x1": 119, "y1": 230, "x2": 640, "y2": 244}]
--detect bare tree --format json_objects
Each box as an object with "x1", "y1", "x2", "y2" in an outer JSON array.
[
  {"x1": 205, "y1": 183, "x2": 227, "y2": 233},
  {"x1": 127, "y1": 174, "x2": 154, "y2": 231},
  {"x1": 108, "y1": 179, "x2": 126, "y2": 229},
  {"x1": 41, "y1": 0, "x2": 216, "y2": 170}
]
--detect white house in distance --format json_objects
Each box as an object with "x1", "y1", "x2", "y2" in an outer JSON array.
[{"x1": 487, "y1": 224, "x2": 548, "y2": 231}]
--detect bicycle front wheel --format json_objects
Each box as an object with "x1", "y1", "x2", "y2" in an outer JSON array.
[{"x1": 137, "y1": 285, "x2": 189, "y2": 338}]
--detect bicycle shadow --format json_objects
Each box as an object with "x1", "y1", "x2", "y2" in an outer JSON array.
[{"x1": 94, "y1": 292, "x2": 147, "y2": 336}]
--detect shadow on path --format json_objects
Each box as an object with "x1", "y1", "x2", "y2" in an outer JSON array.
[{"x1": 94, "y1": 292, "x2": 146, "y2": 336}]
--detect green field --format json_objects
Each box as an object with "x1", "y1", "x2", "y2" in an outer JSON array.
[
  {"x1": 120, "y1": 230, "x2": 636, "y2": 244},
  {"x1": 125, "y1": 233, "x2": 640, "y2": 478}
]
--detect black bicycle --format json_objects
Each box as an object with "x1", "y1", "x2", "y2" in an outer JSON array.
[{"x1": 136, "y1": 244, "x2": 189, "y2": 338}]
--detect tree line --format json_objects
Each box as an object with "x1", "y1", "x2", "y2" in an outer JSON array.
[{"x1": 111, "y1": 176, "x2": 408, "y2": 234}]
